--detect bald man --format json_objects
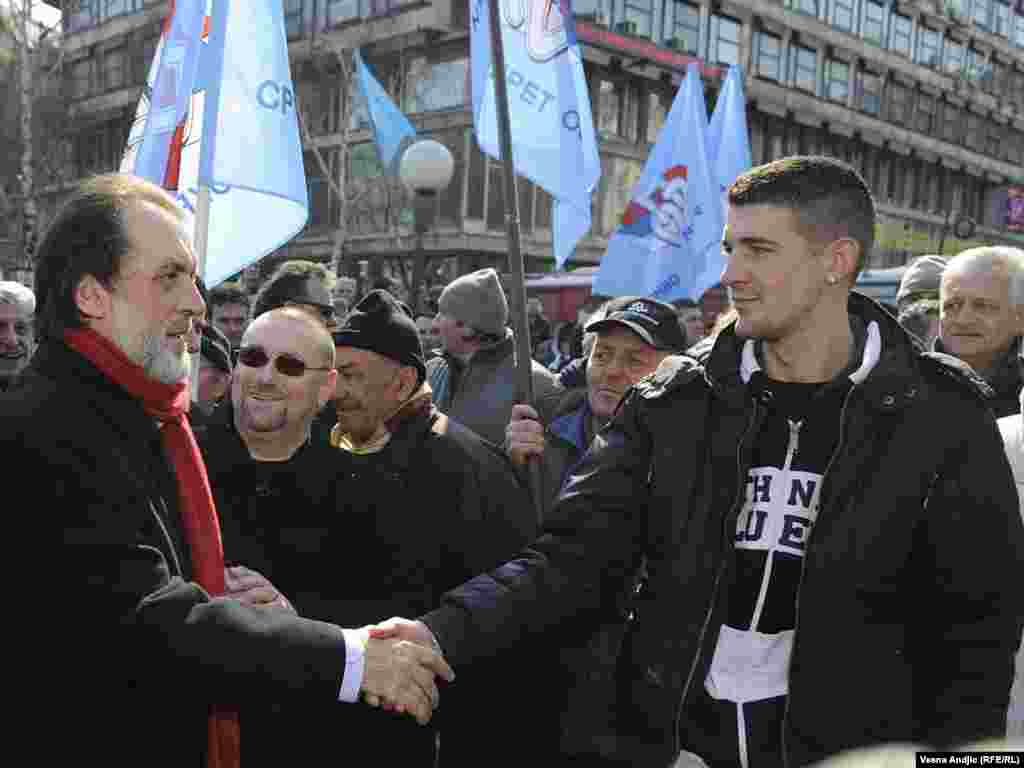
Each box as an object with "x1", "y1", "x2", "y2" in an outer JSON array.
[{"x1": 937, "y1": 246, "x2": 1024, "y2": 417}]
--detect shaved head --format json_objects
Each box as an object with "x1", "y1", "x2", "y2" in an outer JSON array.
[{"x1": 244, "y1": 306, "x2": 336, "y2": 368}]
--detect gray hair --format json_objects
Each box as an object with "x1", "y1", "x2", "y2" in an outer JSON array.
[
  {"x1": 0, "y1": 281, "x2": 35, "y2": 315},
  {"x1": 943, "y1": 246, "x2": 1024, "y2": 308},
  {"x1": 582, "y1": 299, "x2": 613, "y2": 357}
]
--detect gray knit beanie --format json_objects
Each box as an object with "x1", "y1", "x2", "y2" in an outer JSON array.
[
  {"x1": 897, "y1": 254, "x2": 948, "y2": 308},
  {"x1": 438, "y1": 268, "x2": 509, "y2": 336}
]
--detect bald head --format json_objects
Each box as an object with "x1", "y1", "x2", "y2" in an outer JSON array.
[{"x1": 244, "y1": 306, "x2": 335, "y2": 369}]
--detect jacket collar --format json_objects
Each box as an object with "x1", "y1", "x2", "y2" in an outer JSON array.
[
  {"x1": 932, "y1": 334, "x2": 1022, "y2": 398},
  {"x1": 704, "y1": 292, "x2": 938, "y2": 412},
  {"x1": 548, "y1": 389, "x2": 592, "y2": 451}
]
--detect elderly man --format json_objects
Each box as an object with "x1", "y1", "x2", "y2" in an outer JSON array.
[
  {"x1": 372, "y1": 157, "x2": 1024, "y2": 767},
  {"x1": 3, "y1": 173, "x2": 452, "y2": 767},
  {"x1": 937, "y1": 246, "x2": 1024, "y2": 417},
  {"x1": 0, "y1": 280, "x2": 35, "y2": 391},
  {"x1": 507, "y1": 295, "x2": 688, "y2": 518}
]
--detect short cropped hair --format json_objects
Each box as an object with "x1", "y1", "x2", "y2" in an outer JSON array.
[
  {"x1": 728, "y1": 156, "x2": 876, "y2": 280},
  {"x1": 34, "y1": 173, "x2": 182, "y2": 340},
  {"x1": 207, "y1": 282, "x2": 249, "y2": 311},
  {"x1": 897, "y1": 299, "x2": 939, "y2": 344},
  {"x1": 253, "y1": 260, "x2": 335, "y2": 319},
  {"x1": 0, "y1": 281, "x2": 35, "y2": 315}
]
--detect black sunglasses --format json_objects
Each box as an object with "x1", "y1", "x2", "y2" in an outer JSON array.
[
  {"x1": 237, "y1": 345, "x2": 333, "y2": 377},
  {"x1": 284, "y1": 300, "x2": 335, "y2": 323}
]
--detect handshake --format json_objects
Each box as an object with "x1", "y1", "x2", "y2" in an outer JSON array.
[
  {"x1": 225, "y1": 568, "x2": 451, "y2": 726},
  {"x1": 359, "y1": 618, "x2": 451, "y2": 726}
]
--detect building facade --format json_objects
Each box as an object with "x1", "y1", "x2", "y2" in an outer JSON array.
[{"x1": 36, "y1": 0, "x2": 1024, "y2": 288}]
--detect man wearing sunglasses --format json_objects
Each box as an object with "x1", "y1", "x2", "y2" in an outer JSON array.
[
  {"x1": 202, "y1": 290, "x2": 536, "y2": 766},
  {"x1": 4, "y1": 174, "x2": 454, "y2": 768}
]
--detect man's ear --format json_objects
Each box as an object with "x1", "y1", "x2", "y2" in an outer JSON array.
[
  {"x1": 825, "y1": 238, "x2": 861, "y2": 285},
  {"x1": 396, "y1": 365, "x2": 419, "y2": 402},
  {"x1": 74, "y1": 274, "x2": 112, "y2": 321}
]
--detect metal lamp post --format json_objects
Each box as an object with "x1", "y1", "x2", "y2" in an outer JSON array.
[{"x1": 398, "y1": 139, "x2": 455, "y2": 312}]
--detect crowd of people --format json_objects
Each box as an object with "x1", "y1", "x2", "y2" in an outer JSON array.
[{"x1": 2, "y1": 155, "x2": 1021, "y2": 768}]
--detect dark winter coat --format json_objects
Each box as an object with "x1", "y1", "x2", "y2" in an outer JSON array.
[
  {"x1": 421, "y1": 293, "x2": 1024, "y2": 767},
  {"x1": 6, "y1": 340, "x2": 348, "y2": 768},
  {"x1": 198, "y1": 398, "x2": 544, "y2": 767}
]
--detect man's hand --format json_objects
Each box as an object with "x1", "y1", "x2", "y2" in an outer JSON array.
[
  {"x1": 360, "y1": 634, "x2": 454, "y2": 726},
  {"x1": 224, "y1": 565, "x2": 295, "y2": 614},
  {"x1": 505, "y1": 403, "x2": 545, "y2": 467},
  {"x1": 363, "y1": 618, "x2": 445, "y2": 713}
]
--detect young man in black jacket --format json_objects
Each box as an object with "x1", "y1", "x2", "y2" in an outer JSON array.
[{"x1": 369, "y1": 157, "x2": 1024, "y2": 768}]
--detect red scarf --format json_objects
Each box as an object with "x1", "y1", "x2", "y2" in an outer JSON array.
[{"x1": 65, "y1": 328, "x2": 240, "y2": 768}]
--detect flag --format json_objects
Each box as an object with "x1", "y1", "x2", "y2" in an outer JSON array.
[
  {"x1": 122, "y1": 0, "x2": 308, "y2": 288},
  {"x1": 706, "y1": 65, "x2": 751, "y2": 219},
  {"x1": 593, "y1": 63, "x2": 722, "y2": 302},
  {"x1": 121, "y1": 0, "x2": 207, "y2": 189},
  {"x1": 354, "y1": 48, "x2": 416, "y2": 174},
  {"x1": 470, "y1": 0, "x2": 600, "y2": 268},
  {"x1": 195, "y1": 0, "x2": 308, "y2": 286}
]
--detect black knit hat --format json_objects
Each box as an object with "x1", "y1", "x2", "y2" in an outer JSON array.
[
  {"x1": 332, "y1": 290, "x2": 425, "y2": 384},
  {"x1": 200, "y1": 322, "x2": 233, "y2": 374}
]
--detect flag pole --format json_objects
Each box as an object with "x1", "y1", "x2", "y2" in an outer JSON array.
[
  {"x1": 485, "y1": 0, "x2": 545, "y2": 526},
  {"x1": 190, "y1": 184, "x2": 212, "y2": 403}
]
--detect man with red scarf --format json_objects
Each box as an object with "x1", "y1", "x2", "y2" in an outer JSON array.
[{"x1": 4, "y1": 173, "x2": 453, "y2": 768}]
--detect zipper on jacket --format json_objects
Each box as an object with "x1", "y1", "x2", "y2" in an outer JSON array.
[
  {"x1": 672, "y1": 398, "x2": 763, "y2": 757},
  {"x1": 779, "y1": 385, "x2": 856, "y2": 768}
]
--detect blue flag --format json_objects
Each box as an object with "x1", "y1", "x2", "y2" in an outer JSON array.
[
  {"x1": 470, "y1": 0, "x2": 600, "y2": 268},
  {"x1": 354, "y1": 48, "x2": 417, "y2": 174},
  {"x1": 706, "y1": 65, "x2": 751, "y2": 219},
  {"x1": 193, "y1": 0, "x2": 308, "y2": 287},
  {"x1": 593, "y1": 63, "x2": 723, "y2": 302}
]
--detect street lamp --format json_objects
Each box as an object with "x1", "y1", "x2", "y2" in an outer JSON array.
[
  {"x1": 397, "y1": 138, "x2": 455, "y2": 313},
  {"x1": 937, "y1": 208, "x2": 977, "y2": 255}
]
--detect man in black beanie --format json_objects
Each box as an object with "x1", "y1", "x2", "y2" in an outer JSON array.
[{"x1": 329, "y1": 290, "x2": 555, "y2": 767}]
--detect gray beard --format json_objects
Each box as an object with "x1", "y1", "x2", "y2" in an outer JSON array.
[{"x1": 138, "y1": 333, "x2": 190, "y2": 385}]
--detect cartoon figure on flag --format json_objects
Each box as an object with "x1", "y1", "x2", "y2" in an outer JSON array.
[
  {"x1": 620, "y1": 165, "x2": 696, "y2": 248},
  {"x1": 501, "y1": 0, "x2": 570, "y2": 61}
]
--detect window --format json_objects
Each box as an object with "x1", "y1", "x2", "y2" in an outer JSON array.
[
  {"x1": 888, "y1": 82, "x2": 910, "y2": 124},
  {"x1": 785, "y1": 0, "x2": 819, "y2": 15},
  {"x1": 69, "y1": 58, "x2": 93, "y2": 100},
  {"x1": 708, "y1": 15, "x2": 741, "y2": 66},
  {"x1": 326, "y1": 0, "x2": 360, "y2": 25},
  {"x1": 830, "y1": 0, "x2": 856, "y2": 32},
  {"x1": 915, "y1": 93, "x2": 935, "y2": 133},
  {"x1": 667, "y1": 1, "x2": 700, "y2": 54},
  {"x1": 597, "y1": 80, "x2": 621, "y2": 138},
  {"x1": 972, "y1": 0, "x2": 991, "y2": 28},
  {"x1": 138, "y1": 34, "x2": 158, "y2": 84},
  {"x1": 646, "y1": 91, "x2": 668, "y2": 142},
  {"x1": 1014, "y1": 12, "x2": 1024, "y2": 45},
  {"x1": 943, "y1": 38, "x2": 964, "y2": 77},
  {"x1": 857, "y1": 71, "x2": 882, "y2": 114},
  {"x1": 995, "y1": 1, "x2": 1011, "y2": 36},
  {"x1": 941, "y1": 102, "x2": 962, "y2": 144},
  {"x1": 405, "y1": 57, "x2": 469, "y2": 113},
  {"x1": 757, "y1": 32, "x2": 783, "y2": 81},
  {"x1": 917, "y1": 27, "x2": 940, "y2": 68},
  {"x1": 103, "y1": 0, "x2": 143, "y2": 20},
  {"x1": 965, "y1": 48, "x2": 993, "y2": 88},
  {"x1": 890, "y1": 13, "x2": 912, "y2": 56},
  {"x1": 622, "y1": 0, "x2": 654, "y2": 37},
  {"x1": 102, "y1": 48, "x2": 126, "y2": 91},
  {"x1": 574, "y1": 0, "x2": 610, "y2": 22},
  {"x1": 826, "y1": 59, "x2": 849, "y2": 102},
  {"x1": 792, "y1": 45, "x2": 817, "y2": 92},
  {"x1": 964, "y1": 112, "x2": 984, "y2": 151},
  {"x1": 862, "y1": 0, "x2": 885, "y2": 45},
  {"x1": 285, "y1": 0, "x2": 304, "y2": 38},
  {"x1": 67, "y1": 0, "x2": 96, "y2": 32},
  {"x1": 304, "y1": 151, "x2": 331, "y2": 230}
]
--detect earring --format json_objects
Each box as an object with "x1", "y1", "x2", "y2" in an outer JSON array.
[{"x1": 826, "y1": 275, "x2": 838, "y2": 286}]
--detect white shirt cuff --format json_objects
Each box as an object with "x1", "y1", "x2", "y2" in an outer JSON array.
[{"x1": 337, "y1": 627, "x2": 368, "y2": 703}]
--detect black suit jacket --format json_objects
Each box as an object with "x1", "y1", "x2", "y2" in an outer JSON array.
[{"x1": 7, "y1": 340, "x2": 347, "y2": 767}]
